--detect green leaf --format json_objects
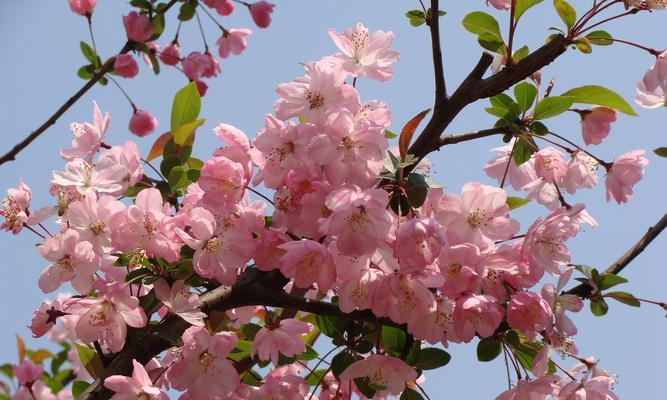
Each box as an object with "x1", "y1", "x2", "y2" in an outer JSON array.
[
  {"x1": 553, "y1": 0, "x2": 577, "y2": 28},
  {"x1": 561, "y1": 85, "x2": 637, "y2": 116},
  {"x1": 654, "y1": 147, "x2": 667, "y2": 158},
  {"x1": 77, "y1": 64, "x2": 95, "y2": 80},
  {"x1": 575, "y1": 37, "x2": 593, "y2": 54},
  {"x1": 382, "y1": 326, "x2": 407, "y2": 355},
  {"x1": 490, "y1": 93, "x2": 522, "y2": 121},
  {"x1": 533, "y1": 96, "x2": 574, "y2": 120},
  {"x1": 478, "y1": 33, "x2": 505, "y2": 54},
  {"x1": 514, "y1": 82, "x2": 538, "y2": 112},
  {"x1": 0, "y1": 364, "x2": 13, "y2": 379},
  {"x1": 178, "y1": 1, "x2": 196, "y2": 21},
  {"x1": 80, "y1": 41, "x2": 98, "y2": 66},
  {"x1": 74, "y1": 343, "x2": 103, "y2": 379},
  {"x1": 331, "y1": 351, "x2": 358, "y2": 379},
  {"x1": 414, "y1": 347, "x2": 451, "y2": 370},
  {"x1": 590, "y1": 297, "x2": 609, "y2": 316},
  {"x1": 168, "y1": 166, "x2": 188, "y2": 191},
  {"x1": 406, "y1": 174, "x2": 429, "y2": 208},
  {"x1": 160, "y1": 154, "x2": 181, "y2": 179},
  {"x1": 305, "y1": 369, "x2": 329, "y2": 385},
  {"x1": 515, "y1": 0, "x2": 544, "y2": 21},
  {"x1": 477, "y1": 338, "x2": 502, "y2": 362},
  {"x1": 72, "y1": 380, "x2": 90, "y2": 398},
  {"x1": 316, "y1": 315, "x2": 345, "y2": 339},
  {"x1": 171, "y1": 82, "x2": 201, "y2": 132},
  {"x1": 586, "y1": 30, "x2": 613, "y2": 46},
  {"x1": 599, "y1": 273, "x2": 628, "y2": 290},
  {"x1": 512, "y1": 45, "x2": 530, "y2": 63},
  {"x1": 606, "y1": 291, "x2": 641, "y2": 307},
  {"x1": 513, "y1": 136, "x2": 537, "y2": 165},
  {"x1": 384, "y1": 129, "x2": 398, "y2": 139},
  {"x1": 173, "y1": 118, "x2": 205, "y2": 146},
  {"x1": 462, "y1": 12, "x2": 503, "y2": 41},
  {"x1": 401, "y1": 388, "x2": 425, "y2": 400},
  {"x1": 506, "y1": 196, "x2": 531, "y2": 210},
  {"x1": 409, "y1": 17, "x2": 426, "y2": 27},
  {"x1": 405, "y1": 9, "x2": 425, "y2": 18},
  {"x1": 529, "y1": 121, "x2": 549, "y2": 135},
  {"x1": 240, "y1": 323, "x2": 262, "y2": 340}
]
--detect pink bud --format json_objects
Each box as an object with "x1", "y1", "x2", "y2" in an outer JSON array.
[
  {"x1": 114, "y1": 54, "x2": 139, "y2": 78},
  {"x1": 68, "y1": 0, "x2": 96, "y2": 16},
  {"x1": 123, "y1": 11, "x2": 154, "y2": 43},
  {"x1": 203, "y1": 0, "x2": 234, "y2": 16},
  {"x1": 160, "y1": 42, "x2": 181, "y2": 66},
  {"x1": 12, "y1": 361, "x2": 43, "y2": 385},
  {"x1": 217, "y1": 29, "x2": 252, "y2": 59},
  {"x1": 249, "y1": 1, "x2": 275, "y2": 28},
  {"x1": 129, "y1": 110, "x2": 158, "y2": 137},
  {"x1": 581, "y1": 107, "x2": 617, "y2": 146}
]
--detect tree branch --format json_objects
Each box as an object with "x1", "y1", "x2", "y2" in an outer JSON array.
[
  {"x1": 438, "y1": 127, "x2": 509, "y2": 147},
  {"x1": 566, "y1": 211, "x2": 667, "y2": 297},
  {"x1": 428, "y1": 0, "x2": 447, "y2": 103}
]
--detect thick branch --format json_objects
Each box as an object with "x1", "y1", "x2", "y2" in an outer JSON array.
[
  {"x1": 438, "y1": 127, "x2": 509, "y2": 147},
  {"x1": 428, "y1": 0, "x2": 447, "y2": 102},
  {"x1": 566, "y1": 211, "x2": 667, "y2": 297}
]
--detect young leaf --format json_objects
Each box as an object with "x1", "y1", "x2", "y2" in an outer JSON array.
[
  {"x1": 553, "y1": 0, "x2": 577, "y2": 29},
  {"x1": 513, "y1": 136, "x2": 537, "y2": 165},
  {"x1": 599, "y1": 273, "x2": 628, "y2": 290},
  {"x1": 560, "y1": 85, "x2": 637, "y2": 116},
  {"x1": 74, "y1": 343, "x2": 104, "y2": 379},
  {"x1": 173, "y1": 118, "x2": 205, "y2": 145},
  {"x1": 512, "y1": 46, "x2": 530, "y2": 63},
  {"x1": 384, "y1": 129, "x2": 398, "y2": 139},
  {"x1": 515, "y1": 0, "x2": 544, "y2": 22},
  {"x1": 168, "y1": 166, "x2": 188, "y2": 191},
  {"x1": 401, "y1": 388, "x2": 425, "y2": 400},
  {"x1": 590, "y1": 297, "x2": 609, "y2": 316},
  {"x1": 506, "y1": 196, "x2": 531, "y2": 210},
  {"x1": 477, "y1": 338, "x2": 502, "y2": 362},
  {"x1": 146, "y1": 132, "x2": 172, "y2": 161},
  {"x1": 414, "y1": 347, "x2": 451, "y2": 370},
  {"x1": 71, "y1": 380, "x2": 91, "y2": 398},
  {"x1": 514, "y1": 82, "x2": 538, "y2": 112},
  {"x1": 654, "y1": 147, "x2": 667, "y2": 158},
  {"x1": 16, "y1": 335, "x2": 26, "y2": 363},
  {"x1": 586, "y1": 30, "x2": 613, "y2": 46},
  {"x1": 533, "y1": 96, "x2": 574, "y2": 120},
  {"x1": 381, "y1": 326, "x2": 407, "y2": 355},
  {"x1": 462, "y1": 12, "x2": 503, "y2": 41},
  {"x1": 171, "y1": 82, "x2": 201, "y2": 131},
  {"x1": 606, "y1": 291, "x2": 641, "y2": 307},
  {"x1": 399, "y1": 108, "x2": 431, "y2": 161},
  {"x1": 80, "y1": 41, "x2": 98, "y2": 66}
]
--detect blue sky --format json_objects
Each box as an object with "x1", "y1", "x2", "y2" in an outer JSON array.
[{"x1": 0, "y1": 1, "x2": 665, "y2": 398}]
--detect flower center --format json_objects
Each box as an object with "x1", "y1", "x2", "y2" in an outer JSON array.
[
  {"x1": 58, "y1": 255, "x2": 74, "y2": 272},
  {"x1": 90, "y1": 221, "x2": 106, "y2": 235},
  {"x1": 306, "y1": 91, "x2": 325, "y2": 110},
  {"x1": 205, "y1": 236, "x2": 221, "y2": 253},
  {"x1": 467, "y1": 208, "x2": 489, "y2": 227},
  {"x1": 199, "y1": 351, "x2": 216, "y2": 371}
]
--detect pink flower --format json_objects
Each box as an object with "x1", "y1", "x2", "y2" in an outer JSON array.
[
  {"x1": 453, "y1": 293, "x2": 504, "y2": 342},
  {"x1": 338, "y1": 268, "x2": 382, "y2": 313},
  {"x1": 408, "y1": 297, "x2": 460, "y2": 345},
  {"x1": 635, "y1": 52, "x2": 667, "y2": 108},
  {"x1": 153, "y1": 279, "x2": 206, "y2": 326},
  {"x1": 159, "y1": 42, "x2": 181, "y2": 65},
  {"x1": 507, "y1": 291, "x2": 553, "y2": 339},
  {"x1": 114, "y1": 54, "x2": 139, "y2": 78},
  {"x1": 29, "y1": 298, "x2": 67, "y2": 338},
  {"x1": 605, "y1": 149, "x2": 649, "y2": 204},
  {"x1": 319, "y1": 185, "x2": 392, "y2": 257},
  {"x1": 104, "y1": 359, "x2": 168, "y2": 400},
  {"x1": 251, "y1": 318, "x2": 312, "y2": 364},
  {"x1": 535, "y1": 147, "x2": 568, "y2": 183},
  {"x1": 541, "y1": 267, "x2": 583, "y2": 336},
  {"x1": 277, "y1": 239, "x2": 335, "y2": 291},
  {"x1": 487, "y1": 0, "x2": 512, "y2": 10},
  {"x1": 327, "y1": 23, "x2": 400, "y2": 81},
  {"x1": 168, "y1": 327, "x2": 240, "y2": 399},
  {"x1": 1, "y1": 181, "x2": 32, "y2": 234},
  {"x1": 203, "y1": 0, "x2": 234, "y2": 15},
  {"x1": 437, "y1": 243, "x2": 482, "y2": 298},
  {"x1": 97, "y1": 141, "x2": 144, "y2": 190},
  {"x1": 557, "y1": 376, "x2": 619, "y2": 400},
  {"x1": 249, "y1": 1, "x2": 275, "y2": 28},
  {"x1": 217, "y1": 28, "x2": 252, "y2": 58},
  {"x1": 68, "y1": 0, "x2": 96, "y2": 16},
  {"x1": 484, "y1": 140, "x2": 538, "y2": 191},
  {"x1": 198, "y1": 156, "x2": 247, "y2": 210},
  {"x1": 252, "y1": 365, "x2": 308, "y2": 399},
  {"x1": 213, "y1": 123, "x2": 253, "y2": 180},
  {"x1": 581, "y1": 107, "x2": 617, "y2": 145},
  {"x1": 563, "y1": 151, "x2": 599, "y2": 194},
  {"x1": 129, "y1": 109, "x2": 158, "y2": 137},
  {"x1": 13, "y1": 361, "x2": 43, "y2": 385},
  {"x1": 68, "y1": 283, "x2": 147, "y2": 353},
  {"x1": 372, "y1": 273, "x2": 438, "y2": 325},
  {"x1": 495, "y1": 376, "x2": 559, "y2": 400},
  {"x1": 183, "y1": 51, "x2": 220, "y2": 81},
  {"x1": 340, "y1": 354, "x2": 417, "y2": 396},
  {"x1": 123, "y1": 11, "x2": 154, "y2": 43},
  {"x1": 395, "y1": 217, "x2": 447, "y2": 270},
  {"x1": 52, "y1": 159, "x2": 126, "y2": 196},
  {"x1": 61, "y1": 101, "x2": 110, "y2": 162},
  {"x1": 37, "y1": 229, "x2": 99, "y2": 294},
  {"x1": 439, "y1": 182, "x2": 520, "y2": 250}
]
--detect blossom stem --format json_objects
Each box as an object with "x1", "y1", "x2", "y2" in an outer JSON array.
[
  {"x1": 200, "y1": 5, "x2": 227, "y2": 32},
  {"x1": 577, "y1": 8, "x2": 640, "y2": 36},
  {"x1": 107, "y1": 75, "x2": 138, "y2": 112},
  {"x1": 506, "y1": 0, "x2": 518, "y2": 67},
  {"x1": 38, "y1": 223, "x2": 54, "y2": 238},
  {"x1": 603, "y1": 293, "x2": 667, "y2": 308},
  {"x1": 86, "y1": 15, "x2": 98, "y2": 53},
  {"x1": 586, "y1": 36, "x2": 663, "y2": 57},
  {"x1": 499, "y1": 137, "x2": 518, "y2": 189},
  {"x1": 194, "y1": 10, "x2": 209, "y2": 52},
  {"x1": 547, "y1": 131, "x2": 611, "y2": 168},
  {"x1": 22, "y1": 223, "x2": 46, "y2": 240},
  {"x1": 246, "y1": 186, "x2": 274, "y2": 205},
  {"x1": 141, "y1": 158, "x2": 167, "y2": 182}
]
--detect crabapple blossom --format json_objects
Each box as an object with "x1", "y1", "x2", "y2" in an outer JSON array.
[
  {"x1": 327, "y1": 22, "x2": 400, "y2": 81},
  {"x1": 1, "y1": 181, "x2": 32, "y2": 234},
  {"x1": 395, "y1": 217, "x2": 447, "y2": 270},
  {"x1": 216, "y1": 28, "x2": 252, "y2": 58},
  {"x1": 198, "y1": 156, "x2": 247, "y2": 210},
  {"x1": 123, "y1": 11, "x2": 154, "y2": 43},
  {"x1": 340, "y1": 354, "x2": 418, "y2": 395},
  {"x1": 277, "y1": 239, "x2": 335, "y2": 291},
  {"x1": 605, "y1": 149, "x2": 649, "y2": 204},
  {"x1": 372, "y1": 273, "x2": 439, "y2": 325},
  {"x1": 251, "y1": 318, "x2": 313, "y2": 364},
  {"x1": 535, "y1": 147, "x2": 568, "y2": 183},
  {"x1": 12, "y1": 361, "x2": 43, "y2": 386},
  {"x1": 159, "y1": 42, "x2": 181, "y2": 65},
  {"x1": 37, "y1": 229, "x2": 99, "y2": 294},
  {"x1": 61, "y1": 101, "x2": 109, "y2": 162},
  {"x1": 635, "y1": 51, "x2": 667, "y2": 108},
  {"x1": 437, "y1": 243, "x2": 482, "y2": 298},
  {"x1": 52, "y1": 158, "x2": 126, "y2": 195},
  {"x1": 183, "y1": 51, "x2": 220, "y2": 81},
  {"x1": 407, "y1": 297, "x2": 460, "y2": 345},
  {"x1": 250, "y1": 365, "x2": 308, "y2": 399},
  {"x1": 97, "y1": 141, "x2": 144, "y2": 191},
  {"x1": 249, "y1": 1, "x2": 275, "y2": 28},
  {"x1": 453, "y1": 293, "x2": 504, "y2": 342},
  {"x1": 580, "y1": 107, "x2": 617, "y2": 145},
  {"x1": 563, "y1": 151, "x2": 599, "y2": 194},
  {"x1": 114, "y1": 54, "x2": 139, "y2": 78},
  {"x1": 507, "y1": 291, "x2": 553, "y2": 339},
  {"x1": 495, "y1": 376, "x2": 560, "y2": 400},
  {"x1": 68, "y1": 0, "x2": 96, "y2": 16},
  {"x1": 484, "y1": 140, "x2": 538, "y2": 191},
  {"x1": 557, "y1": 376, "x2": 619, "y2": 400},
  {"x1": 338, "y1": 268, "x2": 383, "y2": 313},
  {"x1": 487, "y1": 0, "x2": 512, "y2": 10},
  {"x1": 104, "y1": 359, "x2": 168, "y2": 400},
  {"x1": 542, "y1": 267, "x2": 583, "y2": 336},
  {"x1": 203, "y1": 0, "x2": 234, "y2": 15},
  {"x1": 153, "y1": 279, "x2": 206, "y2": 326},
  {"x1": 29, "y1": 298, "x2": 67, "y2": 338},
  {"x1": 128, "y1": 109, "x2": 158, "y2": 137}
]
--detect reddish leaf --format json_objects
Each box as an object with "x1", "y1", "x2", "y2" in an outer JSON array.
[
  {"x1": 16, "y1": 335, "x2": 25, "y2": 363},
  {"x1": 146, "y1": 132, "x2": 172, "y2": 162},
  {"x1": 399, "y1": 108, "x2": 431, "y2": 161}
]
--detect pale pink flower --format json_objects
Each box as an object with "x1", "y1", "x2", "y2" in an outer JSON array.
[
  {"x1": 111, "y1": 188, "x2": 182, "y2": 262},
  {"x1": 213, "y1": 122, "x2": 253, "y2": 179},
  {"x1": 250, "y1": 365, "x2": 308, "y2": 400},
  {"x1": 581, "y1": 107, "x2": 617, "y2": 145},
  {"x1": 123, "y1": 11, "x2": 154, "y2": 42},
  {"x1": 395, "y1": 217, "x2": 447, "y2": 270},
  {"x1": 495, "y1": 376, "x2": 559, "y2": 400},
  {"x1": 535, "y1": 147, "x2": 568, "y2": 183},
  {"x1": 557, "y1": 376, "x2": 619, "y2": 400},
  {"x1": 453, "y1": 293, "x2": 504, "y2": 342},
  {"x1": 328, "y1": 23, "x2": 400, "y2": 81},
  {"x1": 68, "y1": 0, "x2": 96, "y2": 16},
  {"x1": 507, "y1": 291, "x2": 553, "y2": 339},
  {"x1": 563, "y1": 151, "x2": 599, "y2": 194},
  {"x1": 53, "y1": 158, "x2": 126, "y2": 195},
  {"x1": 353, "y1": 99, "x2": 392, "y2": 128},
  {"x1": 338, "y1": 268, "x2": 383, "y2": 313},
  {"x1": 274, "y1": 59, "x2": 359, "y2": 125},
  {"x1": 340, "y1": 354, "x2": 417, "y2": 396},
  {"x1": 176, "y1": 207, "x2": 255, "y2": 285},
  {"x1": 626, "y1": 0, "x2": 667, "y2": 9},
  {"x1": 372, "y1": 273, "x2": 438, "y2": 325},
  {"x1": 408, "y1": 297, "x2": 460, "y2": 345},
  {"x1": 61, "y1": 101, "x2": 109, "y2": 162},
  {"x1": 97, "y1": 141, "x2": 144, "y2": 191},
  {"x1": 251, "y1": 318, "x2": 312, "y2": 364},
  {"x1": 217, "y1": 28, "x2": 252, "y2": 58},
  {"x1": 159, "y1": 42, "x2": 181, "y2": 65},
  {"x1": 114, "y1": 54, "x2": 139, "y2": 78},
  {"x1": 277, "y1": 239, "x2": 335, "y2": 290},
  {"x1": 484, "y1": 140, "x2": 538, "y2": 191},
  {"x1": 29, "y1": 298, "x2": 67, "y2": 338},
  {"x1": 198, "y1": 156, "x2": 247, "y2": 210},
  {"x1": 487, "y1": 0, "x2": 512, "y2": 10},
  {"x1": 37, "y1": 229, "x2": 99, "y2": 294},
  {"x1": 437, "y1": 243, "x2": 482, "y2": 298},
  {"x1": 153, "y1": 279, "x2": 206, "y2": 326},
  {"x1": 635, "y1": 51, "x2": 667, "y2": 108},
  {"x1": 66, "y1": 195, "x2": 124, "y2": 254},
  {"x1": 67, "y1": 283, "x2": 147, "y2": 353},
  {"x1": 541, "y1": 267, "x2": 583, "y2": 336},
  {"x1": 129, "y1": 109, "x2": 158, "y2": 137},
  {"x1": 319, "y1": 185, "x2": 392, "y2": 257},
  {"x1": 183, "y1": 51, "x2": 220, "y2": 81},
  {"x1": 522, "y1": 179, "x2": 561, "y2": 210},
  {"x1": 203, "y1": 0, "x2": 234, "y2": 15},
  {"x1": 605, "y1": 149, "x2": 649, "y2": 204},
  {"x1": 13, "y1": 361, "x2": 43, "y2": 385},
  {"x1": 12, "y1": 380, "x2": 57, "y2": 400},
  {"x1": 168, "y1": 327, "x2": 240, "y2": 399},
  {"x1": 104, "y1": 359, "x2": 168, "y2": 400},
  {"x1": 249, "y1": 1, "x2": 274, "y2": 28},
  {"x1": 439, "y1": 182, "x2": 520, "y2": 249},
  {"x1": 1, "y1": 181, "x2": 32, "y2": 234},
  {"x1": 253, "y1": 229, "x2": 290, "y2": 271}
]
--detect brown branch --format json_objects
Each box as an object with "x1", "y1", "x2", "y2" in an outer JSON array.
[
  {"x1": 438, "y1": 127, "x2": 510, "y2": 147},
  {"x1": 566, "y1": 211, "x2": 667, "y2": 298},
  {"x1": 428, "y1": 0, "x2": 446, "y2": 102},
  {"x1": 0, "y1": 0, "x2": 181, "y2": 167}
]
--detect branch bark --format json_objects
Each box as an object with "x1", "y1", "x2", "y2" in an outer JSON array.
[
  {"x1": 428, "y1": 0, "x2": 447, "y2": 102},
  {"x1": 566, "y1": 211, "x2": 667, "y2": 297}
]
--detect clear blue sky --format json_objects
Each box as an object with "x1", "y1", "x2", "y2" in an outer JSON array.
[{"x1": 0, "y1": 1, "x2": 665, "y2": 398}]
